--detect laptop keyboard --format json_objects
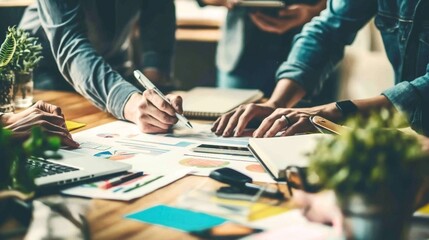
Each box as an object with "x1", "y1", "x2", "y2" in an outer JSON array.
[{"x1": 27, "y1": 158, "x2": 79, "y2": 178}]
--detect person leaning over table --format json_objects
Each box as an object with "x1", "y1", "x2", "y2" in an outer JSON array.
[
  {"x1": 212, "y1": 0, "x2": 429, "y2": 137},
  {"x1": 0, "y1": 101, "x2": 79, "y2": 148},
  {"x1": 19, "y1": 0, "x2": 182, "y2": 134},
  {"x1": 196, "y1": 0, "x2": 330, "y2": 98}
]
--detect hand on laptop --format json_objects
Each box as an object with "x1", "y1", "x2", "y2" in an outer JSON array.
[
  {"x1": 124, "y1": 91, "x2": 183, "y2": 133},
  {"x1": 1, "y1": 101, "x2": 79, "y2": 148},
  {"x1": 211, "y1": 102, "x2": 276, "y2": 137}
]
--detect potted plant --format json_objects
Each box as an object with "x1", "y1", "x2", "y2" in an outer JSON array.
[
  {"x1": 8, "y1": 26, "x2": 43, "y2": 108},
  {"x1": 0, "y1": 29, "x2": 16, "y2": 113},
  {"x1": 0, "y1": 125, "x2": 61, "y2": 219},
  {"x1": 307, "y1": 110, "x2": 429, "y2": 240}
]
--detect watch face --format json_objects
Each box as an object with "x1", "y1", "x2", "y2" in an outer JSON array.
[{"x1": 336, "y1": 100, "x2": 358, "y2": 118}]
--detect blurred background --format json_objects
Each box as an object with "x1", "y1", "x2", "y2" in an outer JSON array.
[{"x1": 0, "y1": 0, "x2": 394, "y2": 100}]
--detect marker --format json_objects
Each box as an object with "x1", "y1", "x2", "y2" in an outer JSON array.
[
  {"x1": 133, "y1": 70, "x2": 193, "y2": 129},
  {"x1": 99, "y1": 171, "x2": 144, "y2": 190},
  {"x1": 123, "y1": 175, "x2": 164, "y2": 193}
]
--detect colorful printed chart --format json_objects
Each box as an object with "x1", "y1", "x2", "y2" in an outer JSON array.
[
  {"x1": 245, "y1": 164, "x2": 266, "y2": 173},
  {"x1": 94, "y1": 151, "x2": 135, "y2": 160},
  {"x1": 179, "y1": 158, "x2": 229, "y2": 168}
]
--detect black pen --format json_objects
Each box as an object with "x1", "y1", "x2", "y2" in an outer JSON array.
[
  {"x1": 100, "y1": 171, "x2": 144, "y2": 190},
  {"x1": 123, "y1": 175, "x2": 164, "y2": 193}
]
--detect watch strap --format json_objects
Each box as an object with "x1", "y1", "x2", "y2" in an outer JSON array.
[{"x1": 335, "y1": 100, "x2": 358, "y2": 119}]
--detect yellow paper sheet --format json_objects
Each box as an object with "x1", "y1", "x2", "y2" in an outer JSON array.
[
  {"x1": 416, "y1": 203, "x2": 429, "y2": 216},
  {"x1": 66, "y1": 120, "x2": 86, "y2": 131},
  {"x1": 213, "y1": 197, "x2": 290, "y2": 221}
]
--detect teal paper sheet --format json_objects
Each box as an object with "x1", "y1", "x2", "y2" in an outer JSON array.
[{"x1": 125, "y1": 204, "x2": 227, "y2": 232}]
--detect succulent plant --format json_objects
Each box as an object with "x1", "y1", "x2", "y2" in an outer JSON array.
[
  {"x1": 307, "y1": 110, "x2": 429, "y2": 198},
  {"x1": 7, "y1": 26, "x2": 42, "y2": 74},
  {"x1": 0, "y1": 126, "x2": 61, "y2": 193}
]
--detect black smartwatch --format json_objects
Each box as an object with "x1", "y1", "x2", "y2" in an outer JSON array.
[{"x1": 335, "y1": 100, "x2": 358, "y2": 119}]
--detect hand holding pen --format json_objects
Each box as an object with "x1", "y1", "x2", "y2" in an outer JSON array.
[{"x1": 123, "y1": 70, "x2": 192, "y2": 133}]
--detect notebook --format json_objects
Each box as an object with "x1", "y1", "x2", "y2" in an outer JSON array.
[
  {"x1": 248, "y1": 134, "x2": 331, "y2": 181},
  {"x1": 182, "y1": 87, "x2": 263, "y2": 119}
]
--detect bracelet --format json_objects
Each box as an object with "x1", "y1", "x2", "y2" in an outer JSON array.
[{"x1": 335, "y1": 100, "x2": 358, "y2": 119}]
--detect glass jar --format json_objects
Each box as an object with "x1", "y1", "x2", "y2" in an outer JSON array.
[{"x1": 13, "y1": 71, "x2": 34, "y2": 108}]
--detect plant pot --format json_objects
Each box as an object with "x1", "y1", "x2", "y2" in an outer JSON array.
[
  {"x1": 0, "y1": 189, "x2": 33, "y2": 223},
  {"x1": 13, "y1": 71, "x2": 33, "y2": 109},
  {"x1": 338, "y1": 191, "x2": 416, "y2": 240},
  {"x1": 0, "y1": 71, "x2": 15, "y2": 113}
]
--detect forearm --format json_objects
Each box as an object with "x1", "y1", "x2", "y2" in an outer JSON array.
[
  {"x1": 37, "y1": 0, "x2": 139, "y2": 119},
  {"x1": 267, "y1": 78, "x2": 307, "y2": 108},
  {"x1": 276, "y1": 0, "x2": 376, "y2": 98},
  {"x1": 352, "y1": 95, "x2": 393, "y2": 114}
]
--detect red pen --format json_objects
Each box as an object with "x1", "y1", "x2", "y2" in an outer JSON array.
[{"x1": 99, "y1": 171, "x2": 144, "y2": 190}]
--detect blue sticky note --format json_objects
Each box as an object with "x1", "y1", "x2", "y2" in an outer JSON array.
[{"x1": 125, "y1": 205, "x2": 227, "y2": 232}]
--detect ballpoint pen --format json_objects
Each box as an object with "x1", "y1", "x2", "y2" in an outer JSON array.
[
  {"x1": 99, "y1": 171, "x2": 144, "y2": 190},
  {"x1": 133, "y1": 70, "x2": 193, "y2": 129}
]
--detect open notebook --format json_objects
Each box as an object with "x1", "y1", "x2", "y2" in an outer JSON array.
[
  {"x1": 248, "y1": 134, "x2": 331, "y2": 181},
  {"x1": 182, "y1": 87, "x2": 263, "y2": 119}
]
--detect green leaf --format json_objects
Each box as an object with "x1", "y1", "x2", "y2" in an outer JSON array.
[{"x1": 0, "y1": 33, "x2": 16, "y2": 67}]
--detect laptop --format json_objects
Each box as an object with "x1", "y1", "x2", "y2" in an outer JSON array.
[{"x1": 30, "y1": 149, "x2": 131, "y2": 188}]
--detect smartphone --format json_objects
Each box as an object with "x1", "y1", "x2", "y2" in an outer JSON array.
[
  {"x1": 235, "y1": 0, "x2": 285, "y2": 8},
  {"x1": 192, "y1": 144, "x2": 253, "y2": 157},
  {"x1": 309, "y1": 115, "x2": 350, "y2": 135}
]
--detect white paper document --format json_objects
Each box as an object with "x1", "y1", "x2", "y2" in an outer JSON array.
[
  {"x1": 61, "y1": 169, "x2": 190, "y2": 201},
  {"x1": 61, "y1": 121, "x2": 275, "y2": 200}
]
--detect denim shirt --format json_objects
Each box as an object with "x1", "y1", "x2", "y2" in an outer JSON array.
[
  {"x1": 276, "y1": 0, "x2": 429, "y2": 136},
  {"x1": 20, "y1": 0, "x2": 176, "y2": 120}
]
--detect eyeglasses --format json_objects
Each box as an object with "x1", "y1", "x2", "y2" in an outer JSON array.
[{"x1": 284, "y1": 166, "x2": 322, "y2": 196}]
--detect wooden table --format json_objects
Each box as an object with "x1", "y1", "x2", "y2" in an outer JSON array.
[{"x1": 31, "y1": 90, "x2": 289, "y2": 240}]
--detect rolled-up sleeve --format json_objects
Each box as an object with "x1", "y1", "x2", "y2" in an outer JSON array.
[
  {"x1": 36, "y1": 0, "x2": 139, "y2": 119},
  {"x1": 275, "y1": 0, "x2": 377, "y2": 97},
  {"x1": 383, "y1": 74, "x2": 429, "y2": 136},
  {"x1": 139, "y1": 0, "x2": 176, "y2": 74}
]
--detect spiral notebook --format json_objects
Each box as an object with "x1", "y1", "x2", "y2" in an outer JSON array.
[{"x1": 182, "y1": 87, "x2": 263, "y2": 119}]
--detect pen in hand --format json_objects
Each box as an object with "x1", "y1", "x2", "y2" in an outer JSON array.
[{"x1": 133, "y1": 70, "x2": 193, "y2": 129}]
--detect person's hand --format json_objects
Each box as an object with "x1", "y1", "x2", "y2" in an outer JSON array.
[
  {"x1": 1, "y1": 101, "x2": 79, "y2": 148},
  {"x1": 249, "y1": 1, "x2": 326, "y2": 35},
  {"x1": 292, "y1": 190, "x2": 343, "y2": 233},
  {"x1": 211, "y1": 101, "x2": 277, "y2": 137},
  {"x1": 124, "y1": 91, "x2": 183, "y2": 133},
  {"x1": 252, "y1": 103, "x2": 340, "y2": 137}
]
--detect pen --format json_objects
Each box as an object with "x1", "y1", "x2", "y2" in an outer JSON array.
[
  {"x1": 123, "y1": 175, "x2": 164, "y2": 193},
  {"x1": 100, "y1": 171, "x2": 144, "y2": 190},
  {"x1": 133, "y1": 70, "x2": 193, "y2": 129}
]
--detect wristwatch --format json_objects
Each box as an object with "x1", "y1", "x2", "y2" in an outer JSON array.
[{"x1": 335, "y1": 100, "x2": 358, "y2": 119}]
